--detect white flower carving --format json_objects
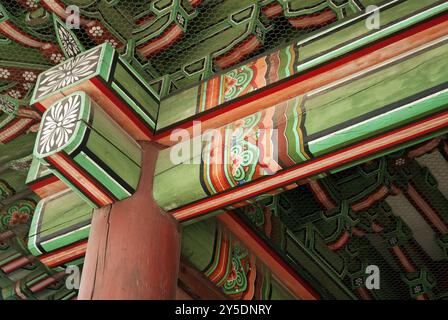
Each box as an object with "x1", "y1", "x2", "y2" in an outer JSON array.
[
  {"x1": 255, "y1": 27, "x2": 263, "y2": 39},
  {"x1": 38, "y1": 94, "x2": 81, "y2": 154},
  {"x1": 26, "y1": 0, "x2": 38, "y2": 8},
  {"x1": 58, "y1": 26, "x2": 81, "y2": 58},
  {"x1": 0, "y1": 68, "x2": 10, "y2": 79},
  {"x1": 89, "y1": 26, "x2": 103, "y2": 37},
  {"x1": 50, "y1": 53, "x2": 65, "y2": 64},
  {"x1": 22, "y1": 71, "x2": 36, "y2": 81},
  {"x1": 35, "y1": 47, "x2": 102, "y2": 99},
  {"x1": 8, "y1": 90, "x2": 21, "y2": 99},
  {"x1": 23, "y1": 83, "x2": 34, "y2": 90},
  {"x1": 104, "y1": 39, "x2": 118, "y2": 48},
  {"x1": 177, "y1": 14, "x2": 185, "y2": 26}
]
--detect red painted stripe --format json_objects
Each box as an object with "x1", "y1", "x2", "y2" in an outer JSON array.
[
  {"x1": 33, "y1": 102, "x2": 46, "y2": 113},
  {"x1": 47, "y1": 154, "x2": 110, "y2": 207},
  {"x1": 155, "y1": 13, "x2": 448, "y2": 140},
  {"x1": 0, "y1": 119, "x2": 34, "y2": 143},
  {"x1": 262, "y1": 3, "x2": 283, "y2": 19},
  {"x1": 58, "y1": 152, "x2": 116, "y2": 203},
  {"x1": 29, "y1": 272, "x2": 66, "y2": 293},
  {"x1": 207, "y1": 230, "x2": 230, "y2": 283},
  {"x1": 28, "y1": 174, "x2": 60, "y2": 190}
]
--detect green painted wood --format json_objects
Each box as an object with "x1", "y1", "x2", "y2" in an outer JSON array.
[
  {"x1": 305, "y1": 42, "x2": 448, "y2": 155},
  {"x1": 153, "y1": 38, "x2": 448, "y2": 212},
  {"x1": 0, "y1": 168, "x2": 29, "y2": 196},
  {"x1": 0, "y1": 134, "x2": 36, "y2": 166},
  {"x1": 153, "y1": 154, "x2": 206, "y2": 211},
  {"x1": 78, "y1": 130, "x2": 140, "y2": 197},
  {"x1": 157, "y1": 86, "x2": 200, "y2": 130},
  {"x1": 115, "y1": 59, "x2": 156, "y2": 107},
  {"x1": 181, "y1": 218, "x2": 217, "y2": 271},
  {"x1": 33, "y1": 91, "x2": 142, "y2": 207},
  {"x1": 27, "y1": 189, "x2": 93, "y2": 256},
  {"x1": 284, "y1": 230, "x2": 355, "y2": 299}
]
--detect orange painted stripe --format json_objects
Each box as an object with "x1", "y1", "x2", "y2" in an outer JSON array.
[
  {"x1": 351, "y1": 186, "x2": 389, "y2": 212},
  {"x1": 137, "y1": 24, "x2": 183, "y2": 57},
  {"x1": 289, "y1": 9, "x2": 337, "y2": 29},
  {"x1": 39, "y1": 240, "x2": 88, "y2": 268},
  {"x1": 48, "y1": 153, "x2": 113, "y2": 206},
  {"x1": 391, "y1": 246, "x2": 416, "y2": 274},
  {"x1": 309, "y1": 180, "x2": 336, "y2": 210},
  {"x1": 328, "y1": 231, "x2": 350, "y2": 251}
]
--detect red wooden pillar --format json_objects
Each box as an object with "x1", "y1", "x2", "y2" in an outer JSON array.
[{"x1": 78, "y1": 142, "x2": 181, "y2": 300}]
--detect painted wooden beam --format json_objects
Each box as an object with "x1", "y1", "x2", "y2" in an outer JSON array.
[
  {"x1": 0, "y1": 255, "x2": 35, "y2": 274},
  {"x1": 33, "y1": 91, "x2": 142, "y2": 208},
  {"x1": 181, "y1": 216, "x2": 301, "y2": 300},
  {"x1": 135, "y1": 0, "x2": 196, "y2": 58},
  {"x1": 38, "y1": 239, "x2": 88, "y2": 270},
  {"x1": 153, "y1": 34, "x2": 448, "y2": 221},
  {"x1": 29, "y1": 272, "x2": 67, "y2": 294},
  {"x1": 31, "y1": 43, "x2": 159, "y2": 141},
  {"x1": 262, "y1": 0, "x2": 364, "y2": 22}
]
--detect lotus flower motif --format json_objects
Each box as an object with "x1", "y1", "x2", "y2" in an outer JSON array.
[
  {"x1": 38, "y1": 94, "x2": 81, "y2": 154},
  {"x1": 35, "y1": 47, "x2": 101, "y2": 99}
]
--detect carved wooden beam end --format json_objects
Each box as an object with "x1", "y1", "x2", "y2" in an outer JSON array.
[
  {"x1": 33, "y1": 91, "x2": 142, "y2": 208},
  {"x1": 31, "y1": 44, "x2": 159, "y2": 141}
]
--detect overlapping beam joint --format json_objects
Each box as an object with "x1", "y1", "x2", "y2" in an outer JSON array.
[
  {"x1": 29, "y1": 43, "x2": 158, "y2": 208},
  {"x1": 21, "y1": 1, "x2": 448, "y2": 296}
]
